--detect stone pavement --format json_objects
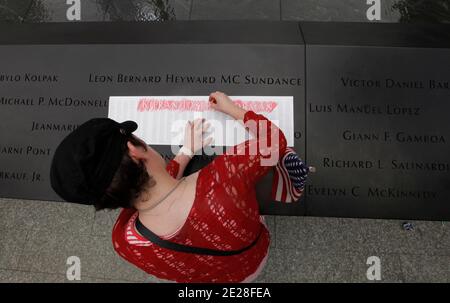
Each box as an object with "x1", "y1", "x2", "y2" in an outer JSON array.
[{"x1": 0, "y1": 198, "x2": 448, "y2": 282}]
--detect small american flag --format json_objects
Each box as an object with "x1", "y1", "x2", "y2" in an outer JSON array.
[{"x1": 271, "y1": 147, "x2": 309, "y2": 203}]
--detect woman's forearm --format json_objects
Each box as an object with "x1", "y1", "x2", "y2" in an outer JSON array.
[
  {"x1": 173, "y1": 153, "x2": 191, "y2": 179},
  {"x1": 226, "y1": 104, "x2": 247, "y2": 121}
]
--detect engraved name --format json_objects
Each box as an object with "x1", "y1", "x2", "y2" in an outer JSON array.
[
  {"x1": 88, "y1": 73, "x2": 303, "y2": 86},
  {"x1": 309, "y1": 103, "x2": 421, "y2": 116},
  {"x1": 342, "y1": 130, "x2": 446, "y2": 143},
  {"x1": 39, "y1": 97, "x2": 107, "y2": 107},
  {"x1": 0, "y1": 171, "x2": 42, "y2": 182},
  {"x1": 321, "y1": 157, "x2": 449, "y2": 172},
  {"x1": 0, "y1": 145, "x2": 51, "y2": 156},
  {"x1": 0, "y1": 73, "x2": 59, "y2": 82},
  {"x1": 307, "y1": 185, "x2": 437, "y2": 199},
  {"x1": 341, "y1": 77, "x2": 449, "y2": 90},
  {"x1": 0, "y1": 96, "x2": 107, "y2": 108},
  {"x1": 31, "y1": 122, "x2": 79, "y2": 132}
]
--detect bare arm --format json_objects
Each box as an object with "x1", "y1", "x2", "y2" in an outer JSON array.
[
  {"x1": 171, "y1": 153, "x2": 191, "y2": 179},
  {"x1": 169, "y1": 118, "x2": 212, "y2": 179},
  {"x1": 209, "y1": 91, "x2": 246, "y2": 121}
]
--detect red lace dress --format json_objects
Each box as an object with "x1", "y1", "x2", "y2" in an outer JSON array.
[{"x1": 112, "y1": 110, "x2": 287, "y2": 283}]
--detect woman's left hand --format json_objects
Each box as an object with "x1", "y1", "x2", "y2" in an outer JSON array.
[{"x1": 183, "y1": 118, "x2": 213, "y2": 154}]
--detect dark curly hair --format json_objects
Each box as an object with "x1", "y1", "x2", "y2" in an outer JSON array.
[{"x1": 94, "y1": 135, "x2": 156, "y2": 211}]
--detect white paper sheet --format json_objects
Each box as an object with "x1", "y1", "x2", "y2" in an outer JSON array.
[{"x1": 108, "y1": 96, "x2": 294, "y2": 147}]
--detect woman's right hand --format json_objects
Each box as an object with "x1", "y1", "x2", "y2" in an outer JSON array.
[
  {"x1": 208, "y1": 91, "x2": 235, "y2": 114},
  {"x1": 209, "y1": 91, "x2": 246, "y2": 120}
]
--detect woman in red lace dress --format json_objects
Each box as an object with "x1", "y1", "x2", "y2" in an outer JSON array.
[
  {"x1": 109, "y1": 92, "x2": 287, "y2": 283},
  {"x1": 51, "y1": 91, "x2": 286, "y2": 283}
]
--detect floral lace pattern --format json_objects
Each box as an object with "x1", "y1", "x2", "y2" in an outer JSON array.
[{"x1": 112, "y1": 110, "x2": 287, "y2": 282}]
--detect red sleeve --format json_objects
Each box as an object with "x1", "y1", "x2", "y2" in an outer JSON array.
[
  {"x1": 222, "y1": 110, "x2": 287, "y2": 186},
  {"x1": 165, "y1": 159, "x2": 180, "y2": 178}
]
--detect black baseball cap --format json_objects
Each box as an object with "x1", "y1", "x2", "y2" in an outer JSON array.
[{"x1": 50, "y1": 118, "x2": 138, "y2": 205}]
